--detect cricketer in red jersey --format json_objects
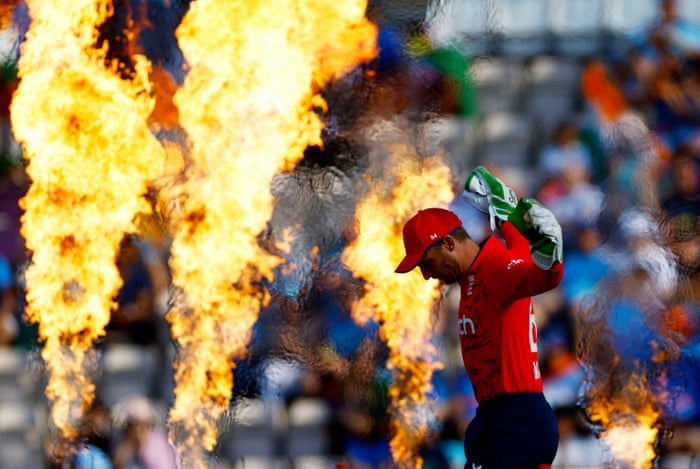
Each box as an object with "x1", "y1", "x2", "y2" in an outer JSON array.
[
  {"x1": 458, "y1": 220, "x2": 563, "y2": 402},
  {"x1": 395, "y1": 203, "x2": 564, "y2": 469}
]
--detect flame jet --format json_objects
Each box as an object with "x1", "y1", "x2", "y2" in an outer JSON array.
[
  {"x1": 0, "y1": 1, "x2": 18, "y2": 30},
  {"x1": 165, "y1": 0, "x2": 376, "y2": 464},
  {"x1": 578, "y1": 60, "x2": 679, "y2": 467},
  {"x1": 10, "y1": 0, "x2": 166, "y2": 439},
  {"x1": 343, "y1": 152, "x2": 454, "y2": 467}
]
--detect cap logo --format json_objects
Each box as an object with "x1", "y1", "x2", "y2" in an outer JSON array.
[{"x1": 429, "y1": 233, "x2": 438, "y2": 240}]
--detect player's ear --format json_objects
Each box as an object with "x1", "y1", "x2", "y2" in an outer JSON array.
[{"x1": 442, "y1": 235, "x2": 456, "y2": 251}]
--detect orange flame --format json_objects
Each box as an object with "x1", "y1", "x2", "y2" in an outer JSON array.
[
  {"x1": 578, "y1": 327, "x2": 672, "y2": 469},
  {"x1": 164, "y1": 0, "x2": 376, "y2": 464},
  {"x1": 0, "y1": 0, "x2": 17, "y2": 31},
  {"x1": 343, "y1": 155, "x2": 453, "y2": 467},
  {"x1": 10, "y1": 0, "x2": 165, "y2": 438},
  {"x1": 584, "y1": 374, "x2": 662, "y2": 469}
]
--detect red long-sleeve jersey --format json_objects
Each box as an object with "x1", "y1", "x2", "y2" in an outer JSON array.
[{"x1": 457, "y1": 221, "x2": 563, "y2": 403}]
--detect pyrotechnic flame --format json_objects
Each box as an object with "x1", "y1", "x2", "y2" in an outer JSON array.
[
  {"x1": 583, "y1": 375, "x2": 663, "y2": 469},
  {"x1": 602, "y1": 417, "x2": 659, "y2": 469},
  {"x1": 577, "y1": 58, "x2": 679, "y2": 468},
  {"x1": 343, "y1": 155, "x2": 453, "y2": 467},
  {"x1": 164, "y1": 0, "x2": 376, "y2": 464},
  {"x1": 577, "y1": 281, "x2": 674, "y2": 468},
  {"x1": 11, "y1": 0, "x2": 165, "y2": 439},
  {"x1": 579, "y1": 363, "x2": 661, "y2": 468},
  {"x1": 0, "y1": 0, "x2": 17, "y2": 31}
]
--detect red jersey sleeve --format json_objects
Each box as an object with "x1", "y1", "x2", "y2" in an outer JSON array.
[{"x1": 496, "y1": 222, "x2": 563, "y2": 302}]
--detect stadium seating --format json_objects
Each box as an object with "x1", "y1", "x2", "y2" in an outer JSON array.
[
  {"x1": 285, "y1": 397, "x2": 333, "y2": 459},
  {"x1": 96, "y1": 344, "x2": 160, "y2": 408},
  {"x1": 473, "y1": 111, "x2": 533, "y2": 168},
  {"x1": 470, "y1": 56, "x2": 526, "y2": 114},
  {"x1": 603, "y1": 0, "x2": 657, "y2": 36},
  {"x1": 550, "y1": 0, "x2": 606, "y2": 56},
  {"x1": 425, "y1": 0, "x2": 494, "y2": 56},
  {"x1": 230, "y1": 455, "x2": 289, "y2": 469},
  {"x1": 217, "y1": 397, "x2": 285, "y2": 463},
  {"x1": 493, "y1": 0, "x2": 550, "y2": 57},
  {"x1": 0, "y1": 347, "x2": 44, "y2": 469}
]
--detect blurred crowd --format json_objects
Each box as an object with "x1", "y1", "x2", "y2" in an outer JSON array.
[{"x1": 0, "y1": 0, "x2": 699, "y2": 468}]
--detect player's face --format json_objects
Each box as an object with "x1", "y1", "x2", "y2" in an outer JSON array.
[{"x1": 418, "y1": 240, "x2": 461, "y2": 284}]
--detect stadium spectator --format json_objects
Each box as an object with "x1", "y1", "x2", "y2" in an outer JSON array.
[
  {"x1": 660, "y1": 150, "x2": 700, "y2": 249},
  {"x1": 0, "y1": 253, "x2": 16, "y2": 345},
  {"x1": 70, "y1": 399, "x2": 114, "y2": 469},
  {"x1": 558, "y1": 220, "x2": 613, "y2": 308},
  {"x1": 537, "y1": 119, "x2": 595, "y2": 181},
  {"x1": 112, "y1": 395, "x2": 179, "y2": 469}
]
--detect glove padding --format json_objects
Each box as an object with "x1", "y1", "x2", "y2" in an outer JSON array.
[
  {"x1": 525, "y1": 203, "x2": 563, "y2": 270},
  {"x1": 462, "y1": 166, "x2": 518, "y2": 231}
]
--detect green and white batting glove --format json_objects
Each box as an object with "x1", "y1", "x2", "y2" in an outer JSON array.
[
  {"x1": 462, "y1": 166, "x2": 518, "y2": 231},
  {"x1": 508, "y1": 198, "x2": 563, "y2": 270}
]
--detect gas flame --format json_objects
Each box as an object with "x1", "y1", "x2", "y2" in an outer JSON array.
[
  {"x1": 10, "y1": 0, "x2": 165, "y2": 439},
  {"x1": 577, "y1": 305, "x2": 671, "y2": 469},
  {"x1": 343, "y1": 154, "x2": 453, "y2": 467},
  {"x1": 576, "y1": 286, "x2": 674, "y2": 468},
  {"x1": 164, "y1": 0, "x2": 376, "y2": 464},
  {"x1": 0, "y1": 0, "x2": 17, "y2": 31},
  {"x1": 583, "y1": 373, "x2": 663, "y2": 469},
  {"x1": 602, "y1": 419, "x2": 659, "y2": 469}
]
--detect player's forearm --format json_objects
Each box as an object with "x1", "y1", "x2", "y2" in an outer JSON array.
[
  {"x1": 506, "y1": 257, "x2": 563, "y2": 300},
  {"x1": 497, "y1": 223, "x2": 563, "y2": 299},
  {"x1": 500, "y1": 220, "x2": 532, "y2": 251}
]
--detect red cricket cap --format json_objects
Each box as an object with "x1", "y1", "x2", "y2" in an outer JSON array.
[{"x1": 395, "y1": 207, "x2": 462, "y2": 273}]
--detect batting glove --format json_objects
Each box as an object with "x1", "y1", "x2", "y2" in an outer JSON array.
[
  {"x1": 462, "y1": 166, "x2": 518, "y2": 231},
  {"x1": 520, "y1": 200, "x2": 563, "y2": 270}
]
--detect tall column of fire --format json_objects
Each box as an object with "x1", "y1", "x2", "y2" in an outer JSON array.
[
  {"x1": 164, "y1": 0, "x2": 376, "y2": 464},
  {"x1": 10, "y1": 0, "x2": 166, "y2": 439},
  {"x1": 343, "y1": 154, "x2": 454, "y2": 467},
  {"x1": 577, "y1": 63, "x2": 680, "y2": 469}
]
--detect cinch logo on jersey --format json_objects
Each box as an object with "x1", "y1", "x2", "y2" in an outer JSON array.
[{"x1": 459, "y1": 316, "x2": 476, "y2": 336}]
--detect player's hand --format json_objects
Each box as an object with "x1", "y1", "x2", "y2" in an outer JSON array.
[
  {"x1": 462, "y1": 166, "x2": 518, "y2": 231},
  {"x1": 527, "y1": 203, "x2": 563, "y2": 270}
]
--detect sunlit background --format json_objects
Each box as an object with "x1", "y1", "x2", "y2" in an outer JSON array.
[{"x1": 0, "y1": 0, "x2": 699, "y2": 468}]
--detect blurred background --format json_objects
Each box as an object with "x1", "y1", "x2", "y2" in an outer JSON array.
[{"x1": 1, "y1": 0, "x2": 700, "y2": 468}]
